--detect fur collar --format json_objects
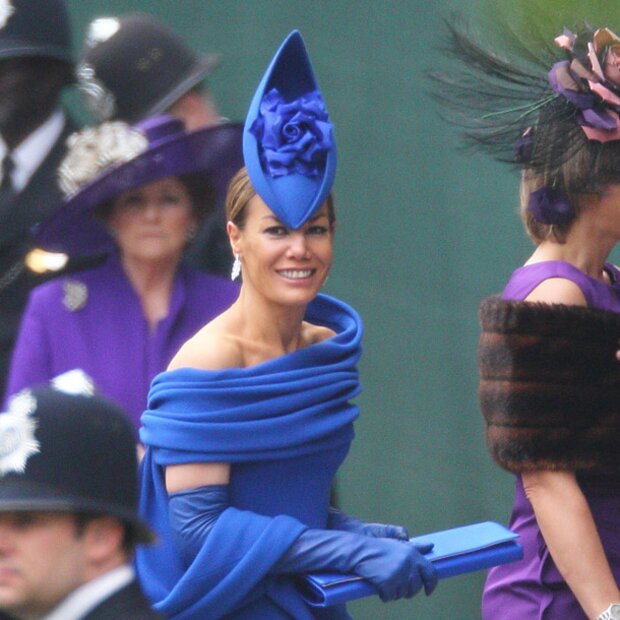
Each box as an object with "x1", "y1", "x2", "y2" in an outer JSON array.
[{"x1": 479, "y1": 296, "x2": 620, "y2": 474}]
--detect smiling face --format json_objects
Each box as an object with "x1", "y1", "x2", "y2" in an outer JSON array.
[
  {"x1": 228, "y1": 194, "x2": 334, "y2": 308},
  {"x1": 107, "y1": 177, "x2": 197, "y2": 266},
  {"x1": 0, "y1": 512, "x2": 88, "y2": 617}
]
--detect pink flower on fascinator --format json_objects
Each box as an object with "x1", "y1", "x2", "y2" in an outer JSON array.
[
  {"x1": 588, "y1": 28, "x2": 620, "y2": 88},
  {"x1": 583, "y1": 28, "x2": 620, "y2": 141},
  {"x1": 554, "y1": 28, "x2": 576, "y2": 52},
  {"x1": 550, "y1": 27, "x2": 620, "y2": 143}
]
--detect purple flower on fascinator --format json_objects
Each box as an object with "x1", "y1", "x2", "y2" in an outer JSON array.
[
  {"x1": 527, "y1": 186, "x2": 574, "y2": 225},
  {"x1": 548, "y1": 61, "x2": 596, "y2": 109},
  {"x1": 578, "y1": 106, "x2": 618, "y2": 130},
  {"x1": 250, "y1": 88, "x2": 334, "y2": 178}
]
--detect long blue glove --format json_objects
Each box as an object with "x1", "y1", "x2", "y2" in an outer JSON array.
[
  {"x1": 168, "y1": 484, "x2": 229, "y2": 567},
  {"x1": 327, "y1": 507, "x2": 409, "y2": 541},
  {"x1": 273, "y1": 528, "x2": 437, "y2": 602},
  {"x1": 169, "y1": 485, "x2": 438, "y2": 602}
]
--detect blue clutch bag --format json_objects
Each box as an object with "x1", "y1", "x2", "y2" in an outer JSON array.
[{"x1": 298, "y1": 520, "x2": 523, "y2": 607}]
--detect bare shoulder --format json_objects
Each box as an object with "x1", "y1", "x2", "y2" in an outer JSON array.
[
  {"x1": 168, "y1": 314, "x2": 243, "y2": 371},
  {"x1": 302, "y1": 321, "x2": 337, "y2": 347},
  {"x1": 525, "y1": 277, "x2": 587, "y2": 307}
]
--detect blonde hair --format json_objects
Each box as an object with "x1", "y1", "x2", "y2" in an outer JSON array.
[
  {"x1": 225, "y1": 166, "x2": 336, "y2": 230},
  {"x1": 225, "y1": 167, "x2": 257, "y2": 229}
]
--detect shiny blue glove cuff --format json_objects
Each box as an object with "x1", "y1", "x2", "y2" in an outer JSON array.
[{"x1": 168, "y1": 484, "x2": 229, "y2": 567}]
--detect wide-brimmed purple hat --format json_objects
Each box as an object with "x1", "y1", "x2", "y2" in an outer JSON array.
[
  {"x1": 243, "y1": 30, "x2": 336, "y2": 229},
  {"x1": 35, "y1": 114, "x2": 242, "y2": 257}
]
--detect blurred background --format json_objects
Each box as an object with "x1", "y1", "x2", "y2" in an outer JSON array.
[{"x1": 63, "y1": 1, "x2": 620, "y2": 617}]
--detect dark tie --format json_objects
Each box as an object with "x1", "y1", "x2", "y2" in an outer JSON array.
[{"x1": 0, "y1": 153, "x2": 15, "y2": 203}]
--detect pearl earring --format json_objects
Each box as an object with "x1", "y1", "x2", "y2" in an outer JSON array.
[{"x1": 231, "y1": 253, "x2": 241, "y2": 281}]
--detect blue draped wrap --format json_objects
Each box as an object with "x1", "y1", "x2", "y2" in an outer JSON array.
[{"x1": 137, "y1": 294, "x2": 362, "y2": 619}]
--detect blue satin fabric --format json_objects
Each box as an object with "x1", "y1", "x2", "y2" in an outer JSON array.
[{"x1": 137, "y1": 294, "x2": 362, "y2": 619}]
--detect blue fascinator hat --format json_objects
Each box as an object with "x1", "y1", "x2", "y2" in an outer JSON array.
[{"x1": 243, "y1": 30, "x2": 336, "y2": 229}]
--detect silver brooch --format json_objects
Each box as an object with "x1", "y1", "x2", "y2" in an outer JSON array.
[
  {"x1": 0, "y1": 390, "x2": 40, "y2": 476},
  {"x1": 62, "y1": 280, "x2": 88, "y2": 312},
  {"x1": 0, "y1": 0, "x2": 15, "y2": 30}
]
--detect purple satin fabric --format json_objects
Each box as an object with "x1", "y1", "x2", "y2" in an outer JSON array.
[{"x1": 6, "y1": 254, "x2": 239, "y2": 429}]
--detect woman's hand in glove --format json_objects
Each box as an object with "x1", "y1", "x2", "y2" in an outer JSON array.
[
  {"x1": 274, "y1": 527, "x2": 438, "y2": 602},
  {"x1": 327, "y1": 507, "x2": 409, "y2": 541}
]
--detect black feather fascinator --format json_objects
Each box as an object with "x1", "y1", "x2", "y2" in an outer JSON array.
[{"x1": 432, "y1": 16, "x2": 620, "y2": 227}]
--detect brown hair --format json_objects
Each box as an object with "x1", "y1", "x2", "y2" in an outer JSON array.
[
  {"x1": 519, "y1": 100, "x2": 620, "y2": 244},
  {"x1": 73, "y1": 511, "x2": 136, "y2": 556},
  {"x1": 95, "y1": 173, "x2": 214, "y2": 223},
  {"x1": 225, "y1": 166, "x2": 336, "y2": 230}
]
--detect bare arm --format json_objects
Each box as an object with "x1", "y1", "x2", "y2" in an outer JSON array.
[
  {"x1": 166, "y1": 462, "x2": 230, "y2": 493},
  {"x1": 165, "y1": 324, "x2": 238, "y2": 493},
  {"x1": 522, "y1": 276, "x2": 619, "y2": 619},
  {"x1": 523, "y1": 470, "x2": 620, "y2": 619}
]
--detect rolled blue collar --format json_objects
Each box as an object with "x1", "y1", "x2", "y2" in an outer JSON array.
[{"x1": 140, "y1": 294, "x2": 361, "y2": 462}]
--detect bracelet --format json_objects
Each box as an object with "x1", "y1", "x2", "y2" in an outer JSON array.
[{"x1": 597, "y1": 603, "x2": 620, "y2": 620}]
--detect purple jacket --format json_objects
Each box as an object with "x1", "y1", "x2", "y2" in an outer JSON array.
[{"x1": 6, "y1": 254, "x2": 239, "y2": 429}]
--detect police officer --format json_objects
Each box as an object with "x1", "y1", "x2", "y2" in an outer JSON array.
[
  {"x1": 0, "y1": 0, "x2": 80, "y2": 398},
  {"x1": 0, "y1": 372, "x2": 161, "y2": 619}
]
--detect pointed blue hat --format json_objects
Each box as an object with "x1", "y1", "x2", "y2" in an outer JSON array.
[{"x1": 243, "y1": 30, "x2": 336, "y2": 229}]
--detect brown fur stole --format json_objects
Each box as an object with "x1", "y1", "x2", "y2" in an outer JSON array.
[{"x1": 479, "y1": 296, "x2": 620, "y2": 474}]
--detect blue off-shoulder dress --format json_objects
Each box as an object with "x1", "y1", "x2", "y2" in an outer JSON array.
[{"x1": 137, "y1": 294, "x2": 362, "y2": 619}]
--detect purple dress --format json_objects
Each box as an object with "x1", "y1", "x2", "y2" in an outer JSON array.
[
  {"x1": 482, "y1": 260, "x2": 620, "y2": 619},
  {"x1": 5, "y1": 253, "x2": 239, "y2": 430}
]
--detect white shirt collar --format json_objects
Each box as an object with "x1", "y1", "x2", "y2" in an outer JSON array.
[
  {"x1": 42, "y1": 564, "x2": 135, "y2": 620},
  {"x1": 0, "y1": 110, "x2": 66, "y2": 193}
]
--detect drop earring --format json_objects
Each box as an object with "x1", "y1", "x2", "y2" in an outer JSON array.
[{"x1": 231, "y1": 253, "x2": 241, "y2": 281}]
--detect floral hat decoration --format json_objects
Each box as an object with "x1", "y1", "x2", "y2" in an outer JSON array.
[
  {"x1": 549, "y1": 27, "x2": 620, "y2": 143},
  {"x1": 435, "y1": 22, "x2": 620, "y2": 228},
  {"x1": 243, "y1": 30, "x2": 336, "y2": 229},
  {"x1": 35, "y1": 115, "x2": 242, "y2": 257}
]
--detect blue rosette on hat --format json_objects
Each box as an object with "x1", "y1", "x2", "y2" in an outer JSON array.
[{"x1": 243, "y1": 30, "x2": 336, "y2": 229}]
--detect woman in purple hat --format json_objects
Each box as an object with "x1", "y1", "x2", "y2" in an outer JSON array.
[
  {"x1": 136, "y1": 31, "x2": 437, "y2": 620},
  {"x1": 4, "y1": 115, "x2": 239, "y2": 431},
  {"x1": 437, "y1": 23, "x2": 620, "y2": 620}
]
